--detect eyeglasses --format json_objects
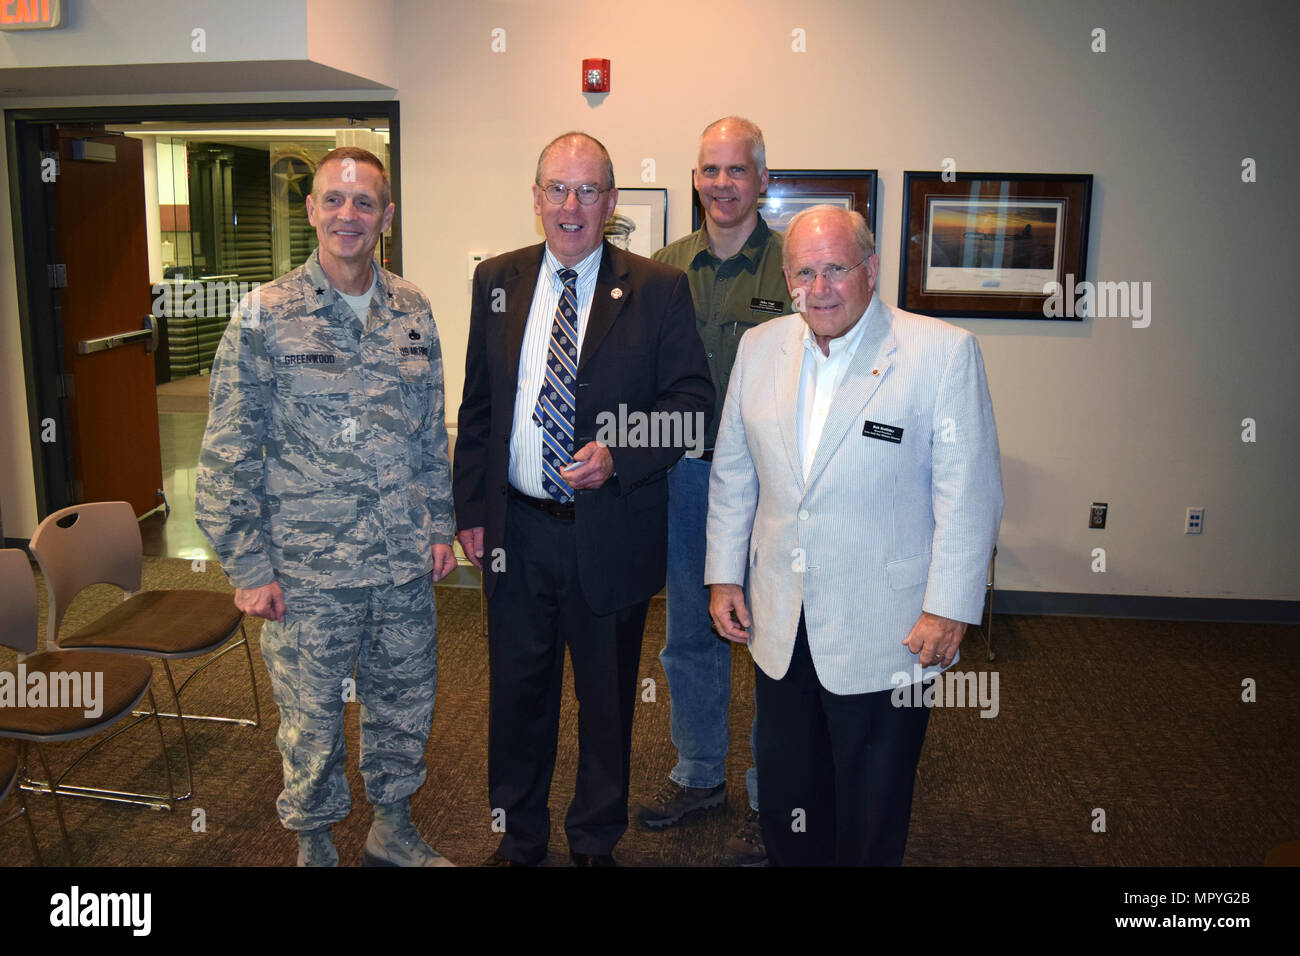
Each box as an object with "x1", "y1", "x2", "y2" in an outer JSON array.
[
  {"x1": 789, "y1": 259, "x2": 868, "y2": 287},
  {"x1": 540, "y1": 183, "x2": 606, "y2": 206}
]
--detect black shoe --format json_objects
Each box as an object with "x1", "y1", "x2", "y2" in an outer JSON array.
[
  {"x1": 636, "y1": 779, "x2": 727, "y2": 830},
  {"x1": 569, "y1": 851, "x2": 617, "y2": 867},
  {"x1": 482, "y1": 850, "x2": 542, "y2": 867}
]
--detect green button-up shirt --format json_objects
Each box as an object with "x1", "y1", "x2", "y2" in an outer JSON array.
[{"x1": 653, "y1": 216, "x2": 787, "y2": 449}]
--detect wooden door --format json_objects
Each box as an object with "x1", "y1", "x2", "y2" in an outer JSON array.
[{"x1": 48, "y1": 127, "x2": 163, "y2": 516}]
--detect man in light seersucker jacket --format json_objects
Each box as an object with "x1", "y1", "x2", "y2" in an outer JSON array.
[{"x1": 705, "y1": 204, "x2": 1003, "y2": 866}]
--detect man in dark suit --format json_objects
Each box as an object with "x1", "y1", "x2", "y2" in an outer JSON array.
[{"x1": 453, "y1": 132, "x2": 713, "y2": 866}]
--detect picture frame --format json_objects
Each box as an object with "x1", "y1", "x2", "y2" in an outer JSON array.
[
  {"x1": 692, "y1": 169, "x2": 877, "y2": 237},
  {"x1": 898, "y1": 171, "x2": 1093, "y2": 320},
  {"x1": 605, "y1": 187, "x2": 668, "y2": 256}
]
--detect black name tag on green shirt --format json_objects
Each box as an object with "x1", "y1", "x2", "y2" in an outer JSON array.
[
  {"x1": 750, "y1": 297, "x2": 785, "y2": 315},
  {"x1": 863, "y1": 420, "x2": 904, "y2": 443}
]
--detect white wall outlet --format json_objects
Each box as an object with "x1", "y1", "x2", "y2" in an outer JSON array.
[{"x1": 1185, "y1": 507, "x2": 1204, "y2": 534}]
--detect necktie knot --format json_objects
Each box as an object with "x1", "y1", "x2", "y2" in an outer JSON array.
[{"x1": 558, "y1": 268, "x2": 577, "y2": 287}]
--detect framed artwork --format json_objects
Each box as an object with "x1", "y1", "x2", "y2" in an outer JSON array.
[
  {"x1": 606, "y1": 187, "x2": 667, "y2": 256},
  {"x1": 692, "y1": 169, "x2": 877, "y2": 237},
  {"x1": 898, "y1": 171, "x2": 1093, "y2": 320}
]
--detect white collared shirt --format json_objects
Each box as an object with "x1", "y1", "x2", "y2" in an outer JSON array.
[
  {"x1": 508, "y1": 244, "x2": 603, "y2": 497},
  {"x1": 797, "y1": 303, "x2": 871, "y2": 482}
]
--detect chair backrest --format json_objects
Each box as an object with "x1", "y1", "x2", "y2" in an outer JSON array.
[
  {"x1": 29, "y1": 501, "x2": 143, "y2": 645},
  {"x1": 0, "y1": 549, "x2": 39, "y2": 655}
]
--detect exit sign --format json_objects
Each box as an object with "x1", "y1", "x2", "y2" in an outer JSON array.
[{"x1": 0, "y1": 0, "x2": 61, "y2": 30}]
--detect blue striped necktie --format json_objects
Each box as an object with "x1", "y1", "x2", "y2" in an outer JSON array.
[{"x1": 534, "y1": 268, "x2": 579, "y2": 501}]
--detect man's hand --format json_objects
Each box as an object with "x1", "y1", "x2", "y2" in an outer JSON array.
[
  {"x1": 431, "y1": 543, "x2": 458, "y2": 582},
  {"x1": 235, "y1": 580, "x2": 286, "y2": 622},
  {"x1": 563, "y1": 441, "x2": 614, "y2": 491},
  {"x1": 709, "y1": 583, "x2": 752, "y2": 644},
  {"x1": 456, "y1": 526, "x2": 485, "y2": 571},
  {"x1": 902, "y1": 611, "x2": 967, "y2": 667}
]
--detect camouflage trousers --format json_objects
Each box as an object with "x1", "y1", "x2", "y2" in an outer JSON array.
[{"x1": 259, "y1": 575, "x2": 437, "y2": 831}]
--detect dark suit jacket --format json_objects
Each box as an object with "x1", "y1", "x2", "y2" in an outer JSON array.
[{"x1": 453, "y1": 241, "x2": 714, "y2": 616}]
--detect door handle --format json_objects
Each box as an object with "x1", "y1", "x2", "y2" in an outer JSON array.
[{"x1": 77, "y1": 315, "x2": 157, "y2": 355}]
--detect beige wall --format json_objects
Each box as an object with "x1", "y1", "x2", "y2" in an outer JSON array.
[{"x1": 2, "y1": 0, "x2": 1297, "y2": 602}]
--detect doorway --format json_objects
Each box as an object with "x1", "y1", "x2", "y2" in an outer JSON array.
[{"x1": 7, "y1": 102, "x2": 401, "y2": 560}]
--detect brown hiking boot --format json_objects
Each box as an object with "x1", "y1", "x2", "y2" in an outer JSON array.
[{"x1": 636, "y1": 779, "x2": 727, "y2": 829}]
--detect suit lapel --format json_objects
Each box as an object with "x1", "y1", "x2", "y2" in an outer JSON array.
[
  {"x1": 804, "y1": 296, "x2": 896, "y2": 491},
  {"x1": 774, "y1": 319, "x2": 806, "y2": 492},
  {"x1": 578, "y1": 242, "x2": 631, "y2": 373},
  {"x1": 503, "y1": 245, "x2": 544, "y2": 392}
]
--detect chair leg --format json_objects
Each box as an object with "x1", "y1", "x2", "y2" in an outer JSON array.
[
  {"x1": 161, "y1": 661, "x2": 196, "y2": 801},
  {"x1": 146, "y1": 687, "x2": 177, "y2": 813},
  {"x1": 17, "y1": 786, "x2": 42, "y2": 865},
  {"x1": 240, "y1": 622, "x2": 263, "y2": 728},
  {"x1": 134, "y1": 629, "x2": 261, "y2": 727},
  {"x1": 10, "y1": 743, "x2": 43, "y2": 864},
  {"x1": 33, "y1": 743, "x2": 73, "y2": 865},
  {"x1": 479, "y1": 576, "x2": 487, "y2": 637}
]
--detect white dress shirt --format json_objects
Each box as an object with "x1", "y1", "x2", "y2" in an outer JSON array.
[
  {"x1": 508, "y1": 244, "x2": 603, "y2": 498},
  {"x1": 797, "y1": 304, "x2": 870, "y2": 482}
]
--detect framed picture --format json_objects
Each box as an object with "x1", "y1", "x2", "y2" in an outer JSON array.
[
  {"x1": 692, "y1": 169, "x2": 877, "y2": 237},
  {"x1": 606, "y1": 187, "x2": 667, "y2": 256},
  {"x1": 898, "y1": 172, "x2": 1093, "y2": 320}
]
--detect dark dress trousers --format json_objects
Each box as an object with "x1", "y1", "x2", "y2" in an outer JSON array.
[{"x1": 454, "y1": 241, "x2": 713, "y2": 861}]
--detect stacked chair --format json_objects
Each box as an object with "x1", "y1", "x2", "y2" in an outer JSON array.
[
  {"x1": 30, "y1": 501, "x2": 260, "y2": 802},
  {"x1": 0, "y1": 548, "x2": 174, "y2": 863}
]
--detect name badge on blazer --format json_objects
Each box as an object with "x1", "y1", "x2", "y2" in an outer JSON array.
[
  {"x1": 749, "y1": 297, "x2": 785, "y2": 315},
  {"x1": 862, "y1": 420, "x2": 904, "y2": 443}
]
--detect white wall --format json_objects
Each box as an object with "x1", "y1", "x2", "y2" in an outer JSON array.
[
  {"x1": 1, "y1": 0, "x2": 1295, "y2": 603},
  {"x1": 393, "y1": 0, "x2": 1299, "y2": 601}
]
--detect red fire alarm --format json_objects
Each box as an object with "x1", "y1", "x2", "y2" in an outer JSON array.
[{"x1": 582, "y1": 58, "x2": 611, "y2": 93}]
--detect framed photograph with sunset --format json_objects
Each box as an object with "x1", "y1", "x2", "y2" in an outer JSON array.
[{"x1": 898, "y1": 172, "x2": 1093, "y2": 320}]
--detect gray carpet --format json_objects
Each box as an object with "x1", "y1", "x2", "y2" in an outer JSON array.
[{"x1": 2, "y1": 556, "x2": 1297, "y2": 867}]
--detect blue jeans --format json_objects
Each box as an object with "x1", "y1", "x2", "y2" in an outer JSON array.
[{"x1": 660, "y1": 456, "x2": 758, "y2": 810}]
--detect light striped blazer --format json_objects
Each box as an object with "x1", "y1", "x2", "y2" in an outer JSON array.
[{"x1": 704, "y1": 294, "x2": 1003, "y2": 695}]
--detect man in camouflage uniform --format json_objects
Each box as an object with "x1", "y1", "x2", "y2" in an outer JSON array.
[{"x1": 197, "y1": 147, "x2": 457, "y2": 867}]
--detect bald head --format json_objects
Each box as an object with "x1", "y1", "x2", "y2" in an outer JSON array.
[
  {"x1": 700, "y1": 116, "x2": 766, "y2": 174},
  {"x1": 782, "y1": 205, "x2": 875, "y2": 269},
  {"x1": 534, "y1": 131, "x2": 615, "y2": 191}
]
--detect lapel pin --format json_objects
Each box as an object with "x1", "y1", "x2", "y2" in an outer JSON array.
[
  {"x1": 610, "y1": 288, "x2": 623, "y2": 300},
  {"x1": 872, "y1": 368, "x2": 880, "y2": 375}
]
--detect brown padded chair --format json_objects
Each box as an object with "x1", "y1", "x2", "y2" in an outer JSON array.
[
  {"x1": 30, "y1": 501, "x2": 260, "y2": 801},
  {"x1": 0, "y1": 548, "x2": 174, "y2": 864}
]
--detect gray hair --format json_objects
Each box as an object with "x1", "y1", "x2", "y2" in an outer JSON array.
[
  {"x1": 700, "y1": 116, "x2": 766, "y2": 174},
  {"x1": 534, "y1": 131, "x2": 616, "y2": 191},
  {"x1": 782, "y1": 205, "x2": 876, "y2": 268}
]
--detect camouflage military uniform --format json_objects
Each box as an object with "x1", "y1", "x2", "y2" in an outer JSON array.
[{"x1": 197, "y1": 248, "x2": 453, "y2": 831}]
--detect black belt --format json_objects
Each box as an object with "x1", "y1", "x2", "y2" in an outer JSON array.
[{"x1": 509, "y1": 486, "x2": 575, "y2": 521}]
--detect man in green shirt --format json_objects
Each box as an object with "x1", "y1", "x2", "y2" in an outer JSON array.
[{"x1": 638, "y1": 117, "x2": 788, "y2": 865}]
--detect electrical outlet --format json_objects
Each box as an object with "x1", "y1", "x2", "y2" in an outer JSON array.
[
  {"x1": 467, "y1": 252, "x2": 489, "y2": 279},
  {"x1": 1185, "y1": 507, "x2": 1204, "y2": 534},
  {"x1": 1088, "y1": 502, "x2": 1108, "y2": 529}
]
